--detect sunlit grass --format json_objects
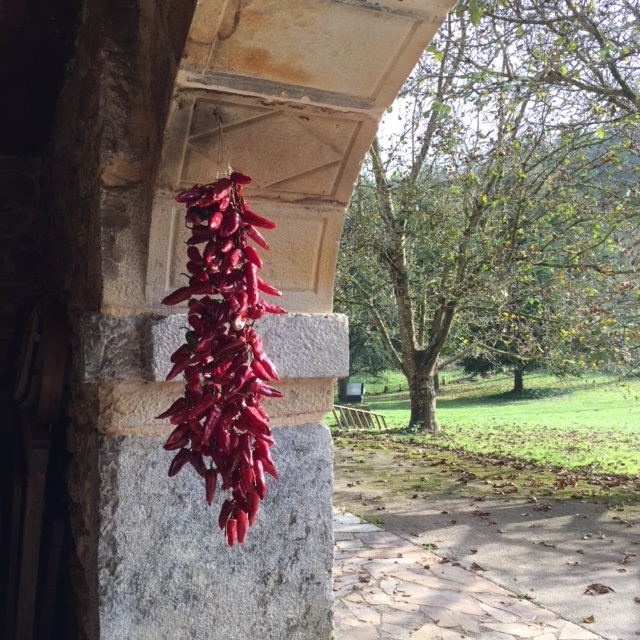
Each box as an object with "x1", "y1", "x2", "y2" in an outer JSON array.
[{"x1": 330, "y1": 371, "x2": 640, "y2": 476}]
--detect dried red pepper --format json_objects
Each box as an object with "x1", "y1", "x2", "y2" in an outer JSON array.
[{"x1": 158, "y1": 171, "x2": 284, "y2": 546}]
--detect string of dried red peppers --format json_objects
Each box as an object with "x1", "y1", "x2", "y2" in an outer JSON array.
[{"x1": 157, "y1": 171, "x2": 285, "y2": 547}]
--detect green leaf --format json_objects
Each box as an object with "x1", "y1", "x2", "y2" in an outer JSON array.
[
  {"x1": 469, "y1": 0, "x2": 483, "y2": 27},
  {"x1": 595, "y1": 129, "x2": 606, "y2": 140}
]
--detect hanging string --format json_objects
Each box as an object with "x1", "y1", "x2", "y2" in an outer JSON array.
[{"x1": 212, "y1": 107, "x2": 232, "y2": 178}]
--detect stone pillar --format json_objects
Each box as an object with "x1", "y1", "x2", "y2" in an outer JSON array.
[
  {"x1": 78, "y1": 313, "x2": 347, "y2": 639},
  {"x1": 47, "y1": 0, "x2": 454, "y2": 638}
]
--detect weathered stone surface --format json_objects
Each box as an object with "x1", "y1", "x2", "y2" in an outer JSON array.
[
  {"x1": 81, "y1": 314, "x2": 149, "y2": 381},
  {"x1": 146, "y1": 192, "x2": 347, "y2": 313},
  {"x1": 81, "y1": 312, "x2": 348, "y2": 382},
  {"x1": 151, "y1": 312, "x2": 348, "y2": 381},
  {"x1": 96, "y1": 424, "x2": 334, "y2": 640},
  {"x1": 93, "y1": 378, "x2": 334, "y2": 435},
  {"x1": 182, "y1": 0, "x2": 450, "y2": 106}
]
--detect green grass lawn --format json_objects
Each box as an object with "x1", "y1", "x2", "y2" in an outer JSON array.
[{"x1": 332, "y1": 371, "x2": 640, "y2": 476}]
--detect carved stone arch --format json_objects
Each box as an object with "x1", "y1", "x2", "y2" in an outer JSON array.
[{"x1": 47, "y1": 1, "x2": 454, "y2": 638}]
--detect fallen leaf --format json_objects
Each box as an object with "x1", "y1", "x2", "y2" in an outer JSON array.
[
  {"x1": 585, "y1": 583, "x2": 615, "y2": 595},
  {"x1": 634, "y1": 596, "x2": 640, "y2": 604},
  {"x1": 583, "y1": 615, "x2": 595, "y2": 623},
  {"x1": 470, "y1": 562, "x2": 487, "y2": 571}
]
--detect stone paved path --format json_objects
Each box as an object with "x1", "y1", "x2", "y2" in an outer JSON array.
[{"x1": 333, "y1": 511, "x2": 604, "y2": 640}]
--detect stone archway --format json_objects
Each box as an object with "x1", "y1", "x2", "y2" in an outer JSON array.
[{"x1": 46, "y1": 1, "x2": 455, "y2": 638}]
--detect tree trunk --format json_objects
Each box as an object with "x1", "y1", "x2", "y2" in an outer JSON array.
[
  {"x1": 409, "y1": 371, "x2": 439, "y2": 432},
  {"x1": 513, "y1": 368, "x2": 524, "y2": 394}
]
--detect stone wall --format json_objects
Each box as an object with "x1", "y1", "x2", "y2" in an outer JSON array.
[
  {"x1": 47, "y1": 1, "x2": 198, "y2": 636},
  {"x1": 45, "y1": 0, "x2": 454, "y2": 638}
]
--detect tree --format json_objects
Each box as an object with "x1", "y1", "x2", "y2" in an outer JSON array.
[
  {"x1": 481, "y1": 0, "x2": 640, "y2": 117},
  {"x1": 336, "y1": 7, "x2": 640, "y2": 431}
]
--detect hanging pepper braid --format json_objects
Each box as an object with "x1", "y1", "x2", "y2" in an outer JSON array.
[{"x1": 157, "y1": 171, "x2": 285, "y2": 547}]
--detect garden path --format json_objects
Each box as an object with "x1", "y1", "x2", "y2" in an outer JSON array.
[{"x1": 334, "y1": 510, "x2": 605, "y2": 640}]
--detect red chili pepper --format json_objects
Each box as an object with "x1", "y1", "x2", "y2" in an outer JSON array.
[
  {"x1": 162, "y1": 286, "x2": 194, "y2": 306},
  {"x1": 187, "y1": 246, "x2": 204, "y2": 265},
  {"x1": 250, "y1": 379, "x2": 284, "y2": 398},
  {"x1": 261, "y1": 459, "x2": 279, "y2": 481},
  {"x1": 209, "y1": 211, "x2": 223, "y2": 231},
  {"x1": 241, "y1": 207, "x2": 276, "y2": 230},
  {"x1": 230, "y1": 171, "x2": 253, "y2": 185},
  {"x1": 261, "y1": 300, "x2": 286, "y2": 315},
  {"x1": 166, "y1": 355, "x2": 190, "y2": 381},
  {"x1": 205, "y1": 468, "x2": 217, "y2": 505},
  {"x1": 203, "y1": 408, "x2": 222, "y2": 442},
  {"x1": 254, "y1": 431, "x2": 275, "y2": 446},
  {"x1": 226, "y1": 518, "x2": 238, "y2": 546},
  {"x1": 164, "y1": 422, "x2": 191, "y2": 449},
  {"x1": 258, "y1": 354, "x2": 279, "y2": 380},
  {"x1": 244, "y1": 262, "x2": 259, "y2": 305},
  {"x1": 246, "y1": 304, "x2": 265, "y2": 320},
  {"x1": 187, "y1": 226, "x2": 214, "y2": 242},
  {"x1": 243, "y1": 245, "x2": 263, "y2": 268},
  {"x1": 219, "y1": 212, "x2": 241, "y2": 237},
  {"x1": 164, "y1": 435, "x2": 189, "y2": 451},
  {"x1": 176, "y1": 186, "x2": 202, "y2": 203},
  {"x1": 189, "y1": 451, "x2": 207, "y2": 477},
  {"x1": 188, "y1": 391, "x2": 217, "y2": 420},
  {"x1": 247, "y1": 492, "x2": 260, "y2": 525},
  {"x1": 257, "y1": 277, "x2": 282, "y2": 297},
  {"x1": 243, "y1": 405, "x2": 270, "y2": 433},
  {"x1": 162, "y1": 172, "x2": 285, "y2": 546},
  {"x1": 170, "y1": 344, "x2": 190, "y2": 363},
  {"x1": 168, "y1": 448, "x2": 192, "y2": 477},
  {"x1": 251, "y1": 359, "x2": 271, "y2": 381},
  {"x1": 186, "y1": 260, "x2": 205, "y2": 276},
  {"x1": 156, "y1": 398, "x2": 187, "y2": 420},
  {"x1": 253, "y1": 459, "x2": 267, "y2": 499},
  {"x1": 209, "y1": 178, "x2": 233, "y2": 198},
  {"x1": 253, "y1": 438, "x2": 274, "y2": 466},
  {"x1": 219, "y1": 238, "x2": 235, "y2": 254},
  {"x1": 218, "y1": 498, "x2": 234, "y2": 529},
  {"x1": 245, "y1": 225, "x2": 270, "y2": 250},
  {"x1": 240, "y1": 461, "x2": 255, "y2": 493},
  {"x1": 236, "y1": 509, "x2": 249, "y2": 544}
]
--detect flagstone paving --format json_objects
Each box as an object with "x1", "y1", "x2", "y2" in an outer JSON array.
[{"x1": 333, "y1": 511, "x2": 604, "y2": 640}]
